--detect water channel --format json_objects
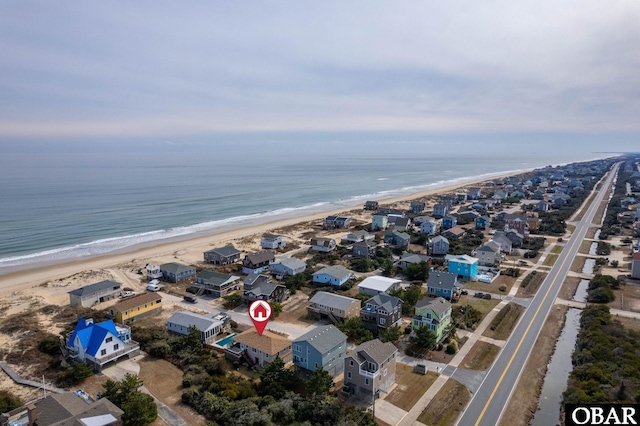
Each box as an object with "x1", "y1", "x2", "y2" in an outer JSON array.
[{"x1": 531, "y1": 308, "x2": 582, "y2": 426}]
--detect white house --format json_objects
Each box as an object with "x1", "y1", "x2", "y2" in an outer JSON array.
[
  {"x1": 261, "y1": 234, "x2": 286, "y2": 249},
  {"x1": 420, "y1": 219, "x2": 439, "y2": 235},
  {"x1": 269, "y1": 257, "x2": 307, "y2": 277},
  {"x1": 167, "y1": 311, "x2": 226, "y2": 344},
  {"x1": 310, "y1": 238, "x2": 337, "y2": 253},
  {"x1": 357, "y1": 276, "x2": 402, "y2": 296}
]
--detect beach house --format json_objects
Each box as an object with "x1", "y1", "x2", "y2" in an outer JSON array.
[
  {"x1": 419, "y1": 219, "x2": 439, "y2": 235},
  {"x1": 269, "y1": 257, "x2": 306, "y2": 277},
  {"x1": 475, "y1": 240, "x2": 502, "y2": 266},
  {"x1": 204, "y1": 245, "x2": 241, "y2": 265},
  {"x1": 433, "y1": 203, "x2": 448, "y2": 218},
  {"x1": 312, "y1": 265, "x2": 353, "y2": 287},
  {"x1": 383, "y1": 230, "x2": 410, "y2": 248},
  {"x1": 429, "y1": 235, "x2": 450, "y2": 255},
  {"x1": 364, "y1": 200, "x2": 379, "y2": 211},
  {"x1": 167, "y1": 311, "x2": 226, "y2": 344},
  {"x1": 242, "y1": 251, "x2": 275, "y2": 274},
  {"x1": 324, "y1": 216, "x2": 351, "y2": 229},
  {"x1": 66, "y1": 318, "x2": 139, "y2": 371},
  {"x1": 307, "y1": 291, "x2": 361, "y2": 323},
  {"x1": 398, "y1": 253, "x2": 431, "y2": 271},
  {"x1": 12, "y1": 392, "x2": 123, "y2": 425},
  {"x1": 292, "y1": 325, "x2": 347, "y2": 376},
  {"x1": 475, "y1": 215, "x2": 491, "y2": 231},
  {"x1": 352, "y1": 240, "x2": 377, "y2": 258},
  {"x1": 228, "y1": 330, "x2": 292, "y2": 368},
  {"x1": 445, "y1": 254, "x2": 479, "y2": 280},
  {"x1": 310, "y1": 238, "x2": 337, "y2": 253},
  {"x1": 426, "y1": 271, "x2": 459, "y2": 299},
  {"x1": 412, "y1": 297, "x2": 452, "y2": 344},
  {"x1": 109, "y1": 292, "x2": 163, "y2": 324},
  {"x1": 442, "y1": 215, "x2": 457, "y2": 230},
  {"x1": 371, "y1": 214, "x2": 388, "y2": 231},
  {"x1": 358, "y1": 276, "x2": 402, "y2": 296},
  {"x1": 145, "y1": 263, "x2": 162, "y2": 279},
  {"x1": 194, "y1": 270, "x2": 241, "y2": 298},
  {"x1": 343, "y1": 339, "x2": 397, "y2": 397},
  {"x1": 360, "y1": 294, "x2": 403, "y2": 333},
  {"x1": 159, "y1": 262, "x2": 196, "y2": 282},
  {"x1": 68, "y1": 280, "x2": 122, "y2": 308},
  {"x1": 243, "y1": 281, "x2": 289, "y2": 304},
  {"x1": 261, "y1": 234, "x2": 286, "y2": 250},
  {"x1": 342, "y1": 230, "x2": 374, "y2": 244},
  {"x1": 243, "y1": 272, "x2": 271, "y2": 290},
  {"x1": 409, "y1": 201, "x2": 426, "y2": 214}
]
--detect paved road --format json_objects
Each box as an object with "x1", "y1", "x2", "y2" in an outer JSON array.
[{"x1": 457, "y1": 163, "x2": 619, "y2": 426}]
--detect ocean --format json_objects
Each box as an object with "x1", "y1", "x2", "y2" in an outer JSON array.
[{"x1": 0, "y1": 143, "x2": 608, "y2": 273}]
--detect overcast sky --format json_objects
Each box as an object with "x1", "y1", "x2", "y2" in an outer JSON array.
[{"x1": 1, "y1": 1, "x2": 639, "y2": 150}]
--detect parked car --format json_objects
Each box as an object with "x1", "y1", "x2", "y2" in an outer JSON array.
[
  {"x1": 484, "y1": 293, "x2": 492, "y2": 300},
  {"x1": 475, "y1": 292, "x2": 484, "y2": 298},
  {"x1": 183, "y1": 295, "x2": 197, "y2": 303},
  {"x1": 121, "y1": 291, "x2": 136, "y2": 298},
  {"x1": 461, "y1": 290, "x2": 468, "y2": 295},
  {"x1": 147, "y1": 283, "x2": 160, "y2": 292}
]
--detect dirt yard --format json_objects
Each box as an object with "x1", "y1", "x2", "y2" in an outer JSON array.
[
  {"x1": 608, "y1": 281, "x2": 640, "y2": 313},
  {"x1": 463, "y1": 275, "x2": 517, "y2": 295},
  {"x1": 274, "y1": 288, "x2": 315, "y2": 325},
  {"x1": 516, "y1": 271, "x2": 548, "y2": 298},
  {"x1": 459, "y1": 342, "x2": 500, "y2": 370},
  {"x1": 483, "y1": 303, "x2": 525, "y2": 341},
  {"x1": 384, "y1": 363, "x2": 438, "y2": 411},
  {"x1": 499, "y1": 305, "x2": 568, "y2": 426}
]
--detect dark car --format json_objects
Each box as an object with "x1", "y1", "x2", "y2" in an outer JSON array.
[
  {"x1": 461, "y1": 289, "x2": 468, "y2": 295},
  {"x1": 183, "y1": 295, "x2": 197, "y2": 303},
  {"x1": 475, "y1": 292, "x2": 484, "y2": 298},
  {"x1": 484, "y1": 293, "x2": 492, "y2": 300}
]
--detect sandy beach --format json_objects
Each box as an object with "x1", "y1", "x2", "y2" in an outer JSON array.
[{"x1": 0, "y1": 171, "x2": 519, "y2": 306}]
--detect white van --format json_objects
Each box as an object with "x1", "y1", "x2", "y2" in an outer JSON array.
[{"x1": 147, "y1": 283, "x2": 160, "y2": 292}]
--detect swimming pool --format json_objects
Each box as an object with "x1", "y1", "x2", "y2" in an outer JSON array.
[{"x1": 214, "y1": 332, "x2": 237, "y2": 347}]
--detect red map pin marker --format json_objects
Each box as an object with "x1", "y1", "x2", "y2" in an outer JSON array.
[{"x1": 249, "y1": 300, "x2": 272, "y2": 336}]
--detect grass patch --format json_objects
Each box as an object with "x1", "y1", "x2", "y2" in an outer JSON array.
[
  {"x1": 417, "y1": 379, "x2": 470, "y2": 426},
  {"x1": 543, "y1": 254, "x2": 558, "y2": 266},
  {"x1": 463, "y1": 275, "x2": 516, "y2": 295},
  {"x1": 460, "y1": 341, "x2": 501, "y2": 370},
  {"x1": 551, "y1": 245, "x2": 563, "y2": 254},
  {"x1": 570, "y1": 256, "x2": 587, "y2": 274},
  {"x1": 517, "y1": 271, "x2": 548, "y2": 297},
  {"x1": 385, "y1": 363, "x2": 439, "y2": 411},
  {"x1": 483, "y1": 303, "x2": 524, "y2": 340},
  {"x1": 465, "y1": 298, "x2": 500, "y2": 316}
]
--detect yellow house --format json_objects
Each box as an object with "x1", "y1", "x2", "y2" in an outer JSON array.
[{"x1": 110, "y1": 293, "x2": 162, "y2": 324}]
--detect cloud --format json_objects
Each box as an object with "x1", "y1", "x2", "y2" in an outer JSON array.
[{"x1": 0, "y1": 1, "x2": 639, "y2": 139}]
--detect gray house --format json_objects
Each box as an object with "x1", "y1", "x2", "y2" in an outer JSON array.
[
  {"x1": 475, "y1": 240, "x2": 501, "y2": 266},
  {"x1": 269, "y1": 257, "x2": 307, "y2": 277},
  {"x1": 433, "y1": 203, "x2": 449, "y2": 218},
  {"x1": 194, "y1": 270, "x2": 241, "y2": 298},
  {"x1": 160, "y1": 262, "x2": 196, "y2": 282},
  {"x1": 243, "y1": 282, "x2": 289, "y2": 304},
  {"x1": 398, "y1": 253, "x2": 431, "y2": 271},
  {"x1": 292, "y1": 325, "x2": 348, "y2": 376},
  {"x1": 243, "y1": 273, "x2": 271, "y2": 290},
  {"x1": 409, "y1": 201, "x2": 426, "y2": 214},
  {"x1": 352, "y1": 240, "x2": 377, "y2": 258},
  {"x1": 360, "y1": 294, "x2": 403, "y2": 334},
  {"x1": 242, "y1": 251, "x2": 276, "y2": 274},
  {"x1": 429, "y1": 235, "x2": 450, "y2": 255},
  {"x1": 204, "y1": 245, "x2": 241, "y2": 265},
  {"x1": 383, "y1": 230, "x2": 410, "y2": 248},
  {"x1": 343, "y1": 339, "x2": 397, "y2": 397},
  {"x1": 68, "y1": 280, "x2": 122, "y2": 308},
  {"x1": 167, "y1": 311, "x2": 226, "y2": 344},
  {"x1": 307, "y1": 291, "x2": 361, "y2": 323},
  {"x1": 426, "y1": 271, "x2": 459, "y2": 299}
]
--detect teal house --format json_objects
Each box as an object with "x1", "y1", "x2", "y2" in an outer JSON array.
[{"x1": 445, "y1": 254, "x2": 479, "y2": 280}]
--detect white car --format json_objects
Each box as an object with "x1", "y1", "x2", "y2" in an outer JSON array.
[{"x1": 121, "y1": 291, "x2": 136, "y2": 298}]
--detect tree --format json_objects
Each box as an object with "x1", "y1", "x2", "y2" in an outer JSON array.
[
  {"x1": 379, "y1": 325, "x2": 402, "y2": 343},
  {"x1": 0, "y1": 390, "x2": 22, "y2": 413},
  {"x1": 102, "y1": 373, "x2": 157, "y2": 426},
  {"x1": 56, "y1": 362, "x2": 94, "y2": 387},
  {"x1": 222, "y1": 293, "x2": 242, "y2": 309},
  {"x1": 410, "y1": 326, "x2": 437, "y2": 350},
  {"x1": 306, "y1": 367, "x2": 334, "y2": 396},
  {"x1": 258, "y1": 357, "x2": 298, "y2": 399},
  {"x1": 405, "y1": 262, "x2": 430, "y2": 282},
  {"x1": 337, "y1": 317, "x2": 373, "y2": 344}
]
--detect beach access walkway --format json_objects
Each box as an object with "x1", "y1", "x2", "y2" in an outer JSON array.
[{"x1": 0, "y1": 361, "x2": 65, "y2": 394}]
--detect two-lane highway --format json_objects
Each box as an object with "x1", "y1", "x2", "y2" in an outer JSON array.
[{"x1": 457, "y1": 163, "x2": 619, "y2": 426}]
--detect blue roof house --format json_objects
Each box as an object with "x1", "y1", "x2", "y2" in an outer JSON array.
[
  {"x1": 445, "y1": 254, "x2": 479, "y2": 280},
  {"x1": 426, "y1": 272, "x2": 459, "y2": 299},
  {"x1": 292, "y1": 325, "x2": 348, "y2": 376},
  {"x1": 66, "y1": 318, "x2": 140, "y2": 371}
]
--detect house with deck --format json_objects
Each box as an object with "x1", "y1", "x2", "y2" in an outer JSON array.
[
  {"x1": 372, "y1": 214, "x2": 388, "y2": 231},
  {"x1": 475, "y1": 240, "x2": 502, "y2": 266},
  {"x1": 383, "y1": 230, "x2": 410, "y2": 248},
  {"x1": 242, "y1": 251, "x2": 275, "y2": 274},
  {"x1": 66, "y1": 318, "x2": 139, "y2": 371},
  {"x1": 68, "y1": 280, "x2": 122, "y2": 308},
  {"x1": 442, "y1": 215, "x2": 458, "y2": 230},
  {"x1": 398, "y1": 253, "x2": 431, "y2": 271},
  {"x1": 194, "y1": 270, "x2": 241, "y2": 298},
  {"x1": 364, "y1": 200, "x2": 379, "y2": 211},
  {"x1": 360, "y1": 294, "x2": 403, "y2": 333},
  {"x1": 358, "y1": 276, "x2": 402, "y2": 296},
  {"x1": 292, "y1": 325, "x2": 348, "y2": 376},
  {"x1": 441, "y1": 226, "x2": 466, "y2": 239},
  {"x1": 467, "y1": 187, "x2": 482, "y2": 200},
  {"x1": 310, "y1": 238, "x2": 337, "y2": 253},
  {"x1": 312, "y1": 265, "x2": 353, "y2": 287},
  {"x1": 433, "y1": 203, "x2": 449, "y2": 218},
  {"x1": 343, "y1": 339, "x2": 397, "y2": 397},
  {"x1": 352, "y1": 240, "x2": 378, "y2": 258},
  {"x1": 342, "y1": 230, "x2": 374, "y2": 244},
  {"x1": 204, "y1": 245, "x2": 241, "y2": 265},
  {"x1": 228, "y1": 330, "x2": 292, "y2": 368},
  {"x1": 475, "y1": 215, "x2": 491, "y2": 231},
  {"x1": 445, "y1": 254, "x2": 479, "y2": 280},
  {"x1": 269, "y1": 257, "x2": 307, "y2": 277},
  {"x1": 243, "y1": 272, "x2": 270, "y2": 290},
  {"x1": 420, "y1": 219, "x2": 439, "y2": 235},
  {"x1": 388, "y1": 216, "x2": 411, "y2": 231},
  {"x1": 109, "y1": 292, "x2": 163, "y2": 325},
  {"x1": 261, "y1": 234, "x2": 286, "y2": 250},
  {"x1": 145, "y1": 263, "x2": 162, "y2": 279},
  {"x1": 243, "y1": 281, "x2": 289, "y2": 304},
  {"x1": 324, "y1": 216, "x2": 351, "y2": 229},
  {"x1": 409, "y1": 201, "x2": 426, "y2": 214},
  {"x1": 167, "y1": 311, "x2": 226, "y2": 344},
  {"x1": 426, "y1": 271, "x2": 459, "y2": 299},
  {"x1": 412, "y1": 297, "x2": 452, "y2": 344},
  {"x1": 307, "y1": 291, "x2": 361, "y2": 323},
  {"x1": 160, "y1": 262, "x2": 196, "y2": 282}
]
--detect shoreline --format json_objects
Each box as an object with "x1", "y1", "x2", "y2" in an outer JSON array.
[{"x1": 0, "y1": 170, "x2": 521, "y2": 297}]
